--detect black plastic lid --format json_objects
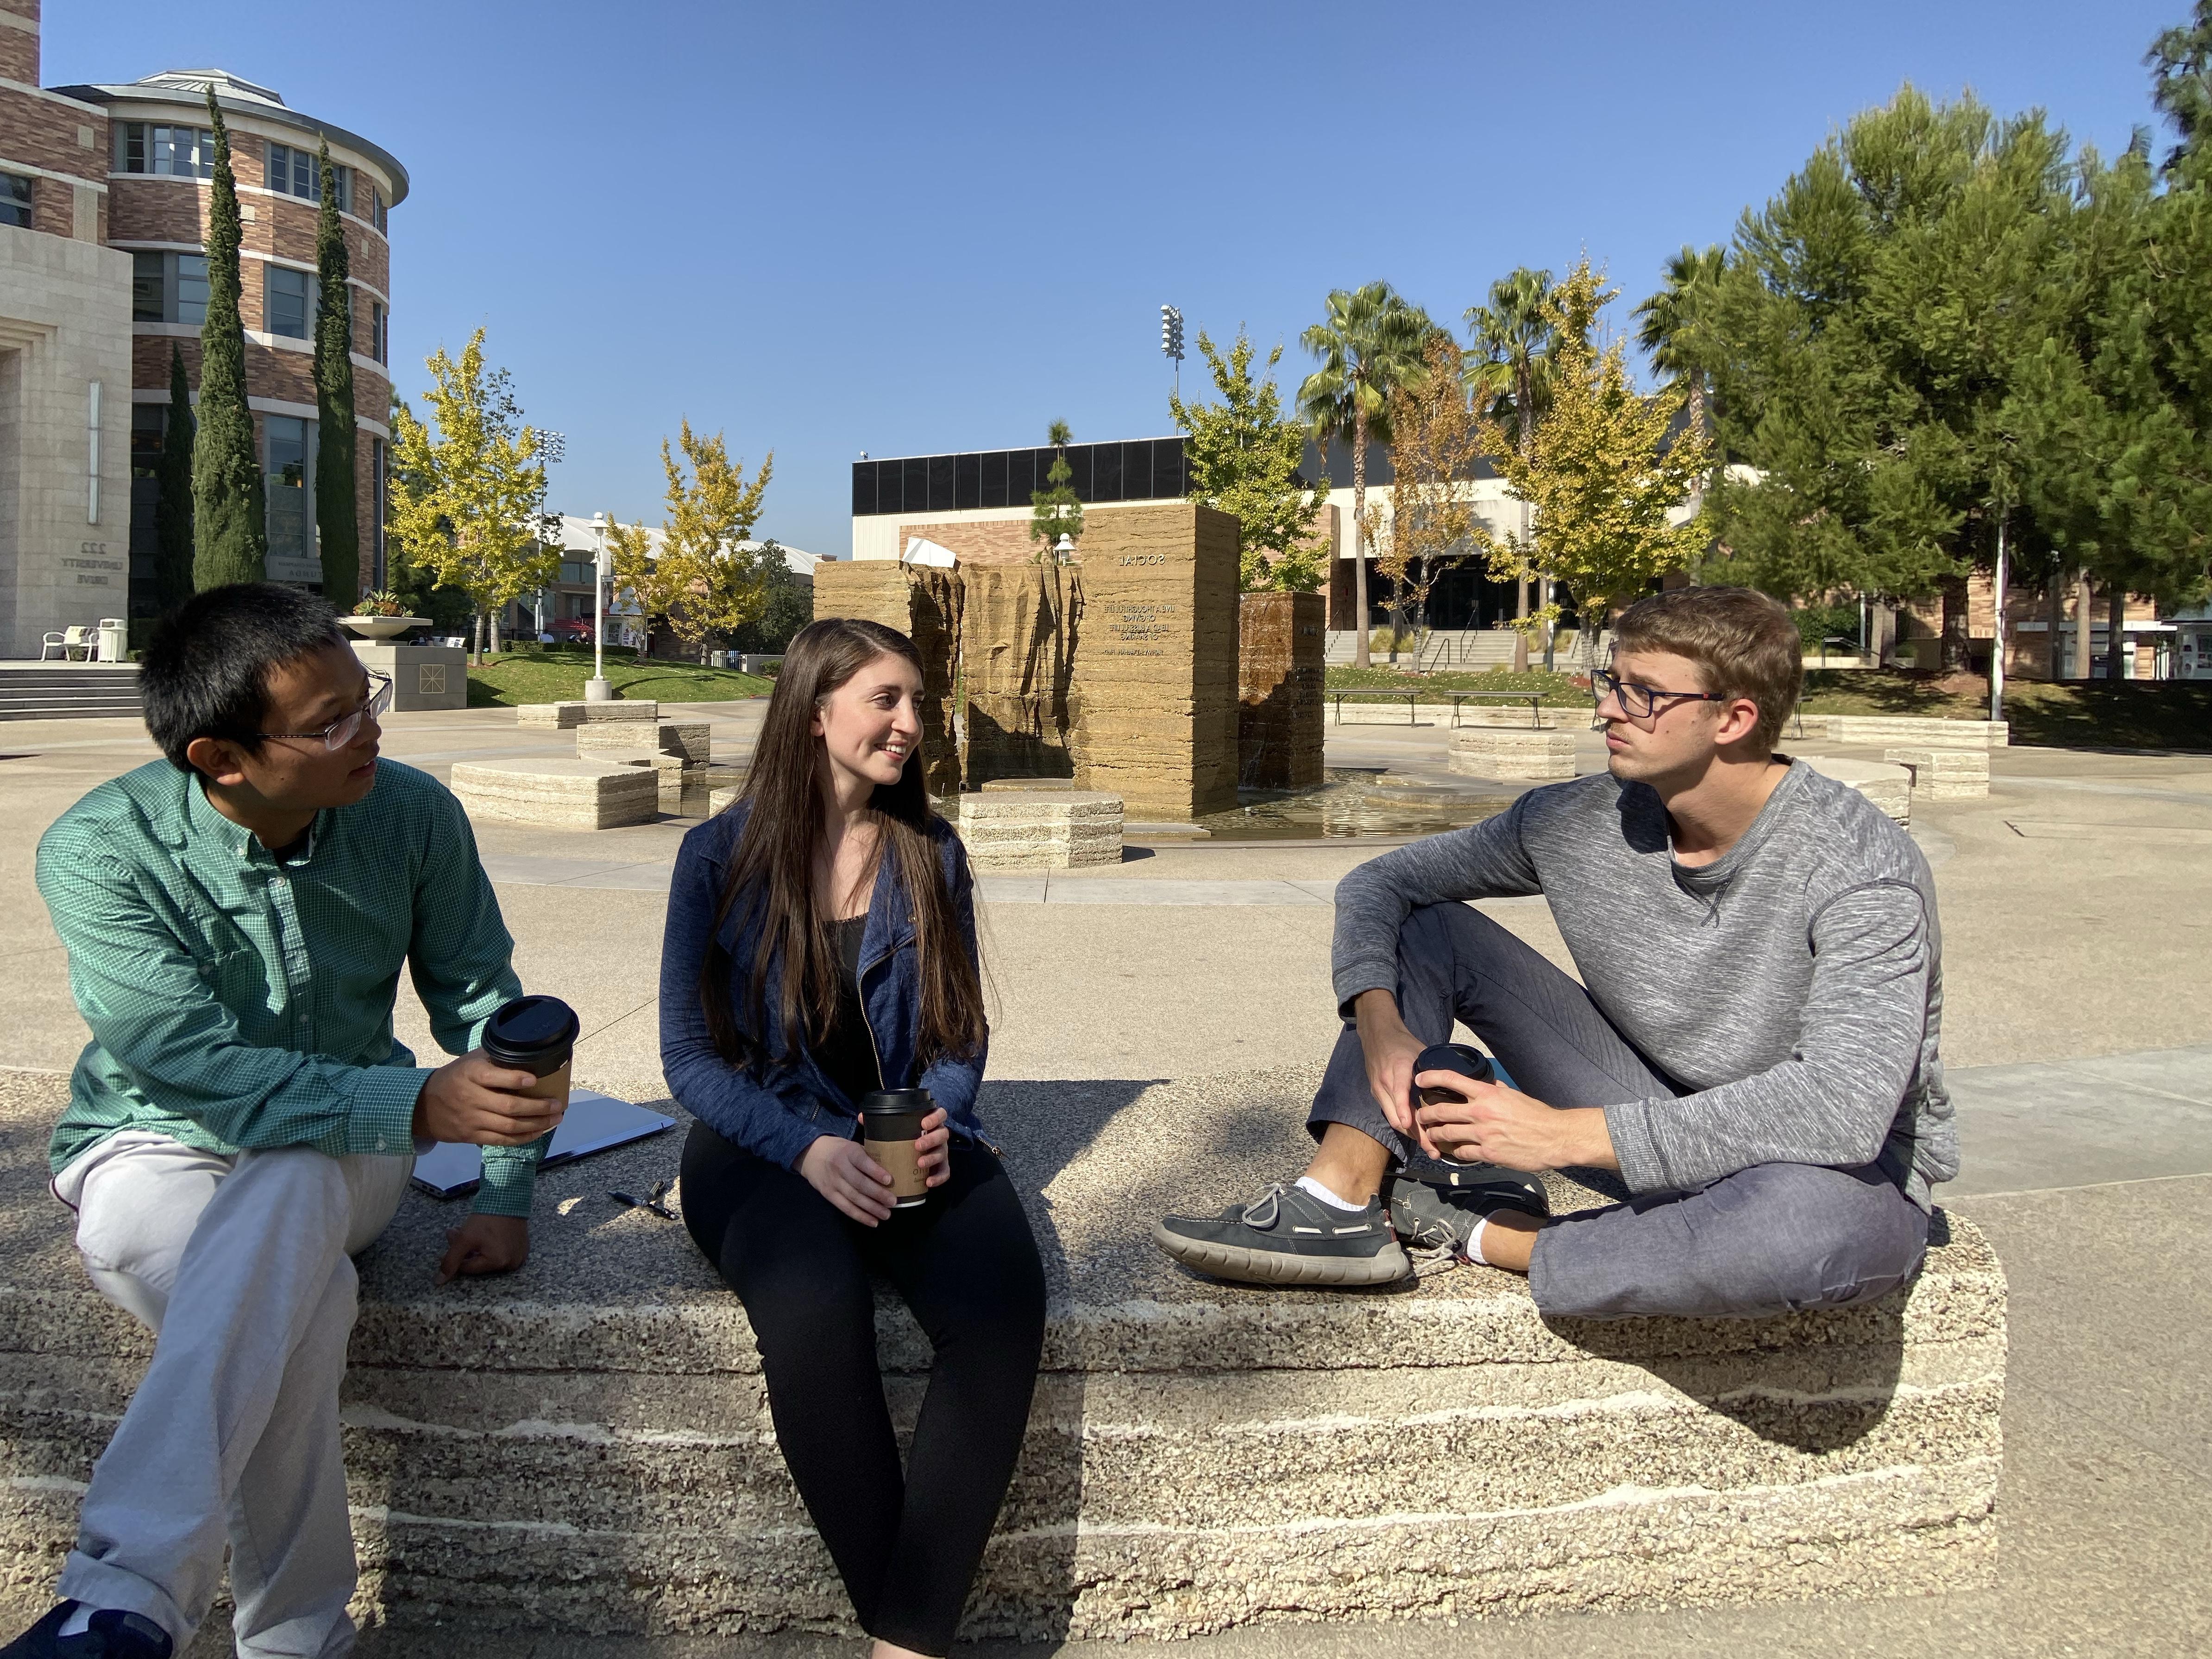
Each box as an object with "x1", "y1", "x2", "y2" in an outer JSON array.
[
  {"x1": 483, "y1": 995, "x2": 580, "y2": 1067},
  {"x1": 861, "y1": 1087, "x2": 933, "y2": 1116}
]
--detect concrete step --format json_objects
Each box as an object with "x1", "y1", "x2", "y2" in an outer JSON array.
[
  {"x1": 0, "y1": 666, "x2": 144, "y2": 721},
  {"x1": 0, "y1": 1067, "x2": 2005, "y2": 1642}
]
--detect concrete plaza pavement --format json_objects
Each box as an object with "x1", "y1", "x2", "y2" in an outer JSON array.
[{"x1": 0, "y1": 700, "x2": 2208, "y2": 1653}]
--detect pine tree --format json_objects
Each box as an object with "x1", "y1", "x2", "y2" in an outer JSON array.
[
  {"x1": 1170, "y1": 329, "x2": 1330, "y2": 591},
  {"x1": 153, "y1": 345, "x2": 195, "y2": 616},
  {"x1": 191, "y1": 85, "x2": 266, "y2": 589},
  {"x1": 1029, "y1": 420, "x2": 1084, "y2": 555},
  {"x1": 313, "y1": 142, "x2": 359, "y2": 610}
]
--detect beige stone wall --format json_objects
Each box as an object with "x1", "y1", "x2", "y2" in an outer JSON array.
[
  {"x1": 1066, "y1": 503, "x2": 1240, "y2": 820},
  {"x1": 1238, "y1": 589, "x2": 1323, "y2": 790},
  {"x1": 0, "y1": 226, "x2": 134, "y2": 657},
  {"x1": 897, "y1": 518, "x2": 1037, "y2": 566}
]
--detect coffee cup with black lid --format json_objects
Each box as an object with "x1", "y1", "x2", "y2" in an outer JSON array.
[
  {"x1": 483, "y1": 995, "x2": 581, "y2": 1112},
  {"x1": 860, "y1": 1087, "x2": 934, "y2": 1208}
]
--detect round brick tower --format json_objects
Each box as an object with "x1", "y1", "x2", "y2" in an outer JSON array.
[{"x1": 51, "y1": 66, "x2": 408, "y2": 608}]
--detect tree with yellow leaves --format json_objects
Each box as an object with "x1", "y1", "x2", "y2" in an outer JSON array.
[
  {"x1": 1478, "y1": 260, "x2": 1711, "y2": 657},
  {"x1": 1370, "y1": 331, "x2": 1486, "y2": 655},
  {"x1": 609, "y1": 421, "x2": 774, "y2": 664},
  {"x1": 387, "y1": 328, "x2": 553, "y2": 660}
]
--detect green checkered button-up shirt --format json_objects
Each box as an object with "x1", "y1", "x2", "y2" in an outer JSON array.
[{"x1": 36, "y1": 758, "x2": 545, "y2": 1217}]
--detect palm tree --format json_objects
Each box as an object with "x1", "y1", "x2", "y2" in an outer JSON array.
[
  {"x1": 1298, "y1": 282, "x2": 1432, "y2": 667},
  {"x1": 1632, "y1": 243, "x2": 1725, "y2": 453},
  {"x1": 1465, "y1": 267, "x2": 1556, "y2": 621}
]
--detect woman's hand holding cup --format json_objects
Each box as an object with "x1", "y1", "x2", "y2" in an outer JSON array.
[
  {"x1": 914, "y1": 1107, "x2": 950, "y2": 1188},
  {"x1": 801, "y1": 1132, "x2": 897, "y2": 1225}
]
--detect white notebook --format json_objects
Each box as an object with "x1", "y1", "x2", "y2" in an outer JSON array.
[{"x1": 409, "y1": 1088, "x2": 678, "y2": 1199}]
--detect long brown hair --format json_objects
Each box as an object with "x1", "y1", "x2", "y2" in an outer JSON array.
[{"x1": 700, "y1": 617, "x2": 987, "y2": 1075}]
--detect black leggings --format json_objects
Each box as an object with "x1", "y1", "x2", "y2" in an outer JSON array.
[{"x1": 680, "y1": 1121, "x2": 1048, "y2": 1655}]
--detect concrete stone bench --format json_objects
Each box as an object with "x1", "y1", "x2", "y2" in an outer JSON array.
[
  {"x1": 1804, "y1": 756, "x2": 1913, "y2": 825},
  {"x1": 576, "y1": 720, "x2": 710, "y2": 769},
  {"x1": 1885, "y1": 746, "x2": 1990, "y2": 800},
  {"x1": 515, "y1": 700, "x2": 661, "y2": 731},
  {"x1": 1817, "y1": 715, "x2": 2009, "y2": 749},
  {"x1": 449, "y1": 759, "x2": 659, "y2": 829},
  {"x1": 588, "y1": 748, "x2": 690, "y2": 812},
  {"x1": 1447, "y1": 728, "x2": 1578, "y2": 780},
  {"x1": 1450, "y1": 704, "x2": 1570, "y2": 729},
  {"x1": 957, "y1": 791, "x2": 1123, "y2": 870},
  {"x1": 0, "y1": 1064, "x2": 2003, "y2": 1644}
]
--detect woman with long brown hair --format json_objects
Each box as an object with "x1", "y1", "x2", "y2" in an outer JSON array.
[{"x1": 660, "y1": 618, "x2": 1045, "y2": 1659}]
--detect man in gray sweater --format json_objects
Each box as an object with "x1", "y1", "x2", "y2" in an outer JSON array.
[{"x1": 1156, "y1": 587, "x2": 1954, "y2": 1318}]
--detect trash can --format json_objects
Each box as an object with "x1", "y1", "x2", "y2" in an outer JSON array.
[{"x1": 94, "y1": 618, "x2": 129, "y2": 663}]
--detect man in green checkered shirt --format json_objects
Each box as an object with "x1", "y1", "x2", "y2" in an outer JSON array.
[{"x1": 9, "y1": 587, "x2": 564, "y2": 1659}]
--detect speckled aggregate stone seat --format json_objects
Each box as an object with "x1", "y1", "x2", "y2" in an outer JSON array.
[{"x1": 0, "y1": 1065, "x2": 2003, "y2": 1642}]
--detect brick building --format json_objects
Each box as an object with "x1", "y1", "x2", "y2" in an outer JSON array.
[{"x1": 0, "y1": 0, "x2": 404, "y2": 656}]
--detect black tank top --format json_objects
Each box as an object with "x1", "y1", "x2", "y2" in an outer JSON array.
[{"x1": 815, "y1": 914, "x2": 882, "y2": 1116}]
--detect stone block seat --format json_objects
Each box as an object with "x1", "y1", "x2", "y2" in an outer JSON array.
[
  {"x1": 957, "y1": 791, "x2": 1124, "y2": 870},
  {"x1": 1885, "y1": 747, "x2": 1991, "y2": 800},
  {"x1": 1447, "y1": 728, "x2": 1578, "y2": 781},
  {"x1": 576, "y1": 720, "x2": 710, "y2": 769},
  {"x1": 0, "y1": 1065, "x2": 2003, "y2": 1644},
  {"x1": 515, "y1": 700, "x2": 660, "y2": 731},
  {"x1": 449, "y1": 758, "x2": 659, "y2": 830},
  {"x1": 1822, "y1": 715, "x2": 2009, "y2": 750},
  {"x1": 1803, "y1": 756, "x2": 1914, "y2": 826}
]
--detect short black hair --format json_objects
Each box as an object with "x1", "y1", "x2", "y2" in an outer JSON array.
[{"x1": 141, "y1": 584, "x2": 350, "y2": 772}]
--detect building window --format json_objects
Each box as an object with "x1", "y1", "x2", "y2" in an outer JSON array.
[
  {"x1": 559, "y1": 560, "x2": 594, "y2": 585},
  {"x1": 264, "y1": 265, "x2": 313, "y2": 338},
  {"x1": 117, "y1": 123, "x2": 216, "y2": 179},
  {"x1": 131, "y1": 404, "x2": 168, "y2": 477},
  {"x1": 132, "y1": 251, "x2": 210, "y2": 325},
  {"x1": 374, "y1": 191, "x2": 387, "y2": 233},
  {"x1": 264, "y1": 414, "x2": 314, "y2": 566},
  {"x1": 370, "y1": 300, "x2": 387, "y2": 363},
  {"x1": 0, "y1": 172, "x2": 29, "y2": 227},
  {"x1": 371, "y1": 435, "x2": 387, "y2": 590},
  {"x1": 266, "y1": 143, "x2": 349, "y2": 211}
]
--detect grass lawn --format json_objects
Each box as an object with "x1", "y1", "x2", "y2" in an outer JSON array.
[
  {"x1": 1324, "y1": 666, "x2": 1589, "y2": 704},
  {"x1": 1326, "y1": 663, "x2": 2212, "y2": 750},
  {"x1": 465, "y1": 646, "x2": 773, "y2": 709},
  {"x1": 1799, "y1": 670, "x2": 2212, "y2": 751}
]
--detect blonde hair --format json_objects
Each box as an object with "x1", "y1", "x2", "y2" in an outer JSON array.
[{"x1": 1613, "y1": 587, "x2": 1803, "y2": 752}]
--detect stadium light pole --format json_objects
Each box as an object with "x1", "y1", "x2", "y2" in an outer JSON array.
[{"x1": 1161, "y1": 303, "x2": 1184, "y2": 399}]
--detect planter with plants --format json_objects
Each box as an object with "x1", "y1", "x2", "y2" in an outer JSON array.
[{"x1": 338, "y1": 592, "x2": 431, "y2": 640}]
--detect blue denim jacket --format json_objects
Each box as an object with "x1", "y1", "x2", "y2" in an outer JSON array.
[{"x1": 658, "y1": 802, "x2": 988, "y2": 1170}]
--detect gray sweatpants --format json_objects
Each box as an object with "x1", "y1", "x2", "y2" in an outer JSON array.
[
  {"x1": 1308, "y1": 903, "x2": 1931, "y2": 1320},
  {"x1": 52, "y1": 1132, "x2": 414, "y2": 1658}
]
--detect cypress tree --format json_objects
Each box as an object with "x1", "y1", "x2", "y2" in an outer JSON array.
[
  {"x1": 313, "y1": 141, "x2": 358, "y2": 609},
  {"x1": 153, "y1": 344, "x2": 195, "y2": 615},
  {"x1": 191, "y1": 85, "x2": 267, "y2": 588}
]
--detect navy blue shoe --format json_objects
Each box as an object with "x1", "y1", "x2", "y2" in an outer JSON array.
[{"x1": 0, "y1": 1604, "x2": 172, "y2": 1659}]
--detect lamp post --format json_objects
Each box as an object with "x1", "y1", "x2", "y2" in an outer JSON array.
[{"x1": 585, "y1": 511, "x2": 613, "y2": 702}]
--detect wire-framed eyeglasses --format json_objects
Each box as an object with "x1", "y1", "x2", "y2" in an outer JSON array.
[
  {"x1": 1590, "y1": 667, "x2": 1728, "y2": 721},
  {"x1": 259, "y1": 672, "x2": 393, "y2": 751}
]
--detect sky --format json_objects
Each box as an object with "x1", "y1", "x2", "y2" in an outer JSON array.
[{"x1": 41, "y1": 0, "x2": 2190, "y2": 558}]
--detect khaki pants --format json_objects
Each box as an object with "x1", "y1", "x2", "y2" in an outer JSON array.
[{"x1": 53, "y1": 1132, "x2": 413, "y2": 1659}]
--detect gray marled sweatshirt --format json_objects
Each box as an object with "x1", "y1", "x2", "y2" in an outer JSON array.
[{"x1": 1333, "y1": 760, "x2": 1955, "y2": 1208}]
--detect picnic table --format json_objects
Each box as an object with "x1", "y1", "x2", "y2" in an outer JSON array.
[{"x1": 1329, "y1": 688, "x2": 1552, "y2": 728}]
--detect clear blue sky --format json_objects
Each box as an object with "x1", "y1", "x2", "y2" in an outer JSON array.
[{"x1": 43, "y1": 0, "x2": 2187, "y2": 557}]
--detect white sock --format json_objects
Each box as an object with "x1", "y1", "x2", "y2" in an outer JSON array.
[
  {"x1": 1295, "y1": 1175, "x2": 1366, "y2": 1212},
  {"x1": 1465, "y1": 1216, "x2": 1490, "y2": 1266},
  {"x1": 58, "y1": 1606, "x2": 93, "y2": 1639}
]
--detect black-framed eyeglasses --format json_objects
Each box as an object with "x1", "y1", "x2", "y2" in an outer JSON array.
[
  {"x1": 1590, "y1": 667, "x2": 1728, "y2": 721},
  {"x1": 259, "y1": 672, "x2": 393, "y2": 751}
]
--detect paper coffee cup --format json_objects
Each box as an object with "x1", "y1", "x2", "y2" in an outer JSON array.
[
  {"x1": 483, "y1": 995, "x2": 581, "y2": 1112},
  {"x1": 860, "y1": 1087, "x2": 933, "y2": 1208}
]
